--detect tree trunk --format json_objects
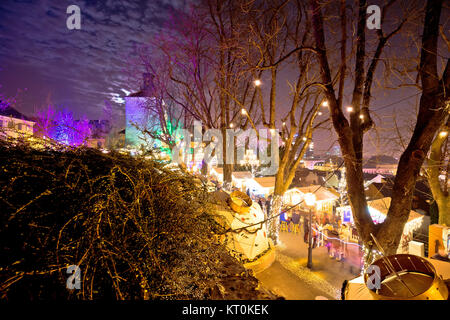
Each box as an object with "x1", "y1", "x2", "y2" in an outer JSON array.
[
  {"x1": 309, "y1": 0, "x2": 448, "y2": 259},
  {"x1": 268, "y1": 193, "x2": 283, "y2": 245},
  {"x1": 427, "y1": 121, "x2": 450, "y2": 226},
  {"x1": 222, "y1": 127, "x2": 233, "y2": 190}
]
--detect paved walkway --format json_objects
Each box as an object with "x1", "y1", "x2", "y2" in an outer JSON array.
[{"x1": 255, "y1": 230, "x2": 363, "y2": 300}]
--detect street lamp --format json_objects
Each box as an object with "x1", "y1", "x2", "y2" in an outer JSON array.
[{"x1": 304, "y1": 193, "x2": 316, "y2": 269}]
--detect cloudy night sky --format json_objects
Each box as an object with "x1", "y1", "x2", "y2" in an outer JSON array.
[
  {"x1": 0, "y1": 0, "x2": 447, "y2": 156},
  {"x1": 0, "y1": 0, "x2": 186, "y2": 122}
]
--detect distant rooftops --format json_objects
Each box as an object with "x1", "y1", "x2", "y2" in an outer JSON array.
[{"x1": 0, "y1": 106, "x2": 33, "y2": 122}]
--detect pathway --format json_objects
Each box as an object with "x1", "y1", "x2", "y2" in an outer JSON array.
[{"x1": 255, "y1": 230, "x2": 363, "y2": 300}]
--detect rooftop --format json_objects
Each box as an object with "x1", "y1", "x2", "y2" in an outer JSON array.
[
  {"x1": 0, "y1": 106, "x2": 32, "y2": 121},
  {"x1": 232, "y1": 171, "x2": 253, "y2": 180},
  {"x1": 295, "y1": 185, "x2": 339, "y2": 201},
  {"x1": 368, "y1": 197, "x2": 423, "y2": 222},
  {"x1": 253, "y1": 176, "x2": 276, "y2": 188}
]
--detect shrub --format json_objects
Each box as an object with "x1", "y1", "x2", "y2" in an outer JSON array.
[{"x1": 0, "y1": 140, "x2": 246, "y2": 300}]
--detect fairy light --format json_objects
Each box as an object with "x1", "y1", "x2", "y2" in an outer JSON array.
[
  {"x1": 229, "y1": 123, "x2": 234, "y2": 128},
  {"x1": 346, "y1": 106, "x2": 354, "y2": 113},
  {"x1": 241, "y1": 108, "x2": 247, "y2": 115},
  {"x1": 439, "y1": 130, "x2": 448, "y2": 138},
  {"x1": 254, "y1": 79, "x2": 261, "y2": 87},
  {"x1": 321, "y1": 100, "x2": 329, "y2": 107},
  {"x1": 318, "y1": 112, "x2": 323, "y2": 116}
]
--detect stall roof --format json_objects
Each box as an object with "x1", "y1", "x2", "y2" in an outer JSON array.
[
  {"x1": 253, "y1": 176, "x2": 276, "y2": 188},
  {"x1": 232, "y1": 171, "x2": 253, "y2": 180},
  {"x1": 295, "y1": 185, "x2": 339, "y2": 201},
  {"x1": 368, "y1": 197, "x2": 423, "y2": 222},
  {"x1": 211, "y1": 167, "x2": 223, "y2": 175}
]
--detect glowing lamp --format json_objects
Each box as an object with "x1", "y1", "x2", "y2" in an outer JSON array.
[
  {"x1": 304, "y1": 193, "x2": 316, "y2": 207},
  {"x1": 291, "y1": 192, "x2": 301, "y2": 204}
]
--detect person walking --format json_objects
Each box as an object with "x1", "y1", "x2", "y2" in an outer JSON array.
[
  {"x1": 266, "y1": 195, "x2": 272, "y2": 218},
  {"x1": 303, "y1": 216, "x2": 310, "y2": 243}
]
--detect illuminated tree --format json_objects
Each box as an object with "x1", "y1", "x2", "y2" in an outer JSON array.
[
  {"x1": 308, "y1": 0, "x2": 449, "y2": 256},
  {"x1": 235, "y1": 0, "x2": 328, "y2": 244},
  {"x1": 132, "y1": 1, "x2": 260, "y2": 184},
  {"x1": 36, "y1": 105, "x2": 91, "y2": 147},
  {"x1": 426, "y1": 119, "x2": 449, "y2": 226}
]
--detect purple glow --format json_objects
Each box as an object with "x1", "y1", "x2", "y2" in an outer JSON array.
[{"x1": 36, "y1": 105, "x2": 91, "y2": 146}]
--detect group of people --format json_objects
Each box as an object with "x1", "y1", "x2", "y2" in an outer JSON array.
[
  {"x1": 282, "y1": 209, "x2": 359, "y2": 261},
  {"x1": 255, "y1": 194, "x2": 272, "y2": 219}
]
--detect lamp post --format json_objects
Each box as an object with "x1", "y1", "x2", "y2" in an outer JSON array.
[{"x1": 304, "y1": 193, "x2": 316, "y2": 269}]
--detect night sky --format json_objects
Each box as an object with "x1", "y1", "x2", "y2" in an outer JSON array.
[
  {"x1": 0, "y1": 0, "x2": 185, "y2": 122},
  {"x1": 0, "y1": 0, "x2": 447, "y2": 157}
]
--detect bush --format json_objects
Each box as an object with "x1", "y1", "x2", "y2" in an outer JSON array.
[{"x1": 0, "y1": 140, "x2": 261, "y2": 300}]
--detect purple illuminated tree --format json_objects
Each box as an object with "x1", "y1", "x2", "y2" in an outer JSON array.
[{"x1": 36, "y1": 105, "x2": 91, "y2": 146}]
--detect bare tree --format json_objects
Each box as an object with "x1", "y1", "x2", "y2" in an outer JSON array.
[
  {"x1": 308, "y1": 0, "x2": 449, "y2": 259},
  {"x1": 134, "y1": 1, "x2": 260, "y2": 184},
  {"x1": 235, "y1": 0, "x2": 328, "y2": 244}
]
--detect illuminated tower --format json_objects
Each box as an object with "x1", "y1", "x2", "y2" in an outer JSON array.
[{"x1": 124, "y1": 73, "x2": 156, "y2": 148}]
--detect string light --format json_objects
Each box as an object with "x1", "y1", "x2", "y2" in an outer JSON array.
[
  {"x1": 346, "y1": 106, "x2": 354, "y2": 113},
  {"x1": 254, "y1": 79, "x2": 261, "y2": 87},
  {"x1": 439, "y1": 130, "x2": 448, "y2": 138},
  {"x1": 321, "y1": 100, "x2": 329, "y2": 107},
  {"x1": 241, "y1": 109, "x2": 247, "y2": 115}
]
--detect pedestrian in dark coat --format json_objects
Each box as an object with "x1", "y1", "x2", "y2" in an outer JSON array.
[{"x1": 303, "y1": 217, "x2": 309, "y2": 243}]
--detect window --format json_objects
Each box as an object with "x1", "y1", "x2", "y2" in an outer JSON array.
[{"x1": 17, "y1": 123, "x2": 23, "y2": 130}]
